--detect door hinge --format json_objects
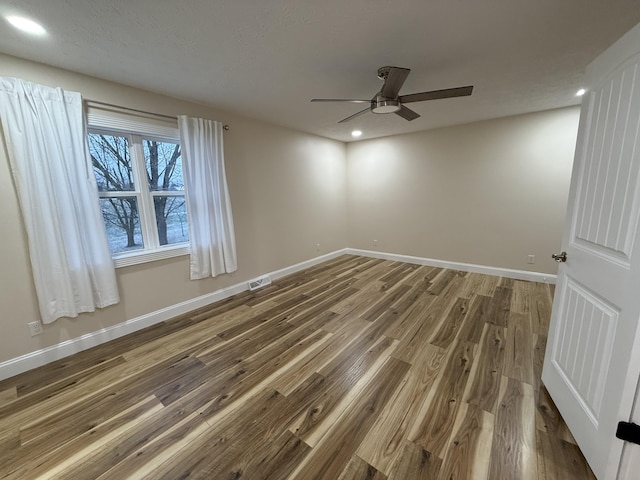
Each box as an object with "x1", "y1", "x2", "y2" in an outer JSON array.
[{"x1": 616, "y1": 422, "x2": 640, "y2": 445}]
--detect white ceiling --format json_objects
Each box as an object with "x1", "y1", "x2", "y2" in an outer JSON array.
[{"x1": 1, "y1": 1, "x2": 639, "y2": 142}]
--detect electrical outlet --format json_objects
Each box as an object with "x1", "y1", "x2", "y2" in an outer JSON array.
[
  {"x1": 316, "y1": 243, "x2": 321, "y2": 251},
  {"x1": 373, "y1": 239, "x2": 378, "y2": 247},
  {"x1": 527, "y1": 254, "x2": 535, "y2": 264},
  {"x1": 28, "y1": 321, "x2": 43, "y2": 336}
]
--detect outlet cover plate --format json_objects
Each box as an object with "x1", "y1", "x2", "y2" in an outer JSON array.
[{"x1": 28, "y1": 321, "x2": 43, "y2": 336}]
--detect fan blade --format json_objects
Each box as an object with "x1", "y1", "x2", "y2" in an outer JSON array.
[
  {"x1": 338, "y1": 107, "x2": 371, "y2": 123},
  {"x1": 381, "y1": 67, "x2": 411, "y2": 98},
  {"x1": 311, "y1": 99, "x2": 371, "y2": 103},
  {"x1": 399, "y1": 86, "x2": 474, "y2": 104},
  {"x1": 395, "y1": 105, "x2": 420, "y2": 121}
]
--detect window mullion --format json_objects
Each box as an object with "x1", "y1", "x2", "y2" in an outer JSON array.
[
  {"x1": 99, "y1": 191, "x2": 137, "y2": 198},
  {"x1": 130, "y1": 135, "x2": 159, "y2": 249},
  {"x1": 151, "y1": 191, "x2": 184, "y2": 197}
]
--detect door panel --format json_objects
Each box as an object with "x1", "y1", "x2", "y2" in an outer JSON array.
[
  {"x1": 573, "y1": 62, "x2": 640, "y2": 264},
  {"x1": 542, "y1": 22, "x2": 640, "y2": 480},
  {"x1": 552, "y1": 276, "x2": 618, "y2": 423}
]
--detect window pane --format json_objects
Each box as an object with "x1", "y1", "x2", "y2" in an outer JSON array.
[
  {"x1": 89, "y1": 133, "x2": 134, "y2": 191},
  {"x1": 153, "y1": 195, "x2": 189, "y2": 245},
  {"x1": 143, "y1": 140, "x2": 184, "y2": 191},
  {"x1": 99, "y1": 197, "x2": 144, "y2": 254}
]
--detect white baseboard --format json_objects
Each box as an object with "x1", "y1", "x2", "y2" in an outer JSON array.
[
  {"x1": 266, "y1": 248, "x2": 349, "y2": 281},
  {"x1": 0, "y1": 249, "x2": 348, "y2": 381},
  {"x1": 346, "y1": 248, "x2": 557, "y2": 284},
  {"x1": 0, "y1": 247, "x2": 553, "y2": 381}
]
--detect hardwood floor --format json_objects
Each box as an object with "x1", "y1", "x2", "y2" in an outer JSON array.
[{"x1": 0, "y1": 255, "x2": 596, "y2": 479}]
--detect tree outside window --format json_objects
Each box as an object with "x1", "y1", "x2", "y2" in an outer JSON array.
[{"x1": 89, "y1": 131, "x2": 189, "y2": 255}]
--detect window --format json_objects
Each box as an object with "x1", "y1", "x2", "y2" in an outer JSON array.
[{"x1": 87, "y1": 108, "x2": 189, "y2": 267}]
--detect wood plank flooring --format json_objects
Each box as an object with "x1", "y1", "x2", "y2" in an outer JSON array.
[{"x1": 0, "y1": 255, "x2": 596, "y2": 479}]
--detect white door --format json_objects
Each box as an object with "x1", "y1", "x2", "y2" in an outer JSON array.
[{"x1": 542, "y1": 21, "x2": 640, "y2": 480}]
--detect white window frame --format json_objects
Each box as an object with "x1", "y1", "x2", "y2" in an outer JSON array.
[{"x1": 87, "y1": 107, "x2": 190, "y2": 268}]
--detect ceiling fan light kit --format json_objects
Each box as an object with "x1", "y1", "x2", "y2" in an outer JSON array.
[
  {"x1": 372, "y1": 97, "x2": 400, "y2": 114},
  {"x1": 311, "y1": 66, "x2": 474, "y2": 124}
]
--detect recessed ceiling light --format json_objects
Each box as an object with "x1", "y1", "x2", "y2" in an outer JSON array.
[
  {"x1": 351, "y1": 130, "x2": 362, "y2": 138},
  {"x1": 576, "y1": 88, "x2": 586, "y2": 96},
  {"x1": 6, "y1": 15, "x2": 47, "y2": 36}
]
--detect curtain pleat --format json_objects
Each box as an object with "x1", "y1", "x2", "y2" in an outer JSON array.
[{"x1": 0, "y1": 77, "x2": 119, "y2": 323}]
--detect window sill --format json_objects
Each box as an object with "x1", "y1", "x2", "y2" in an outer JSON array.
[{"x1": 113, "y1": 244, "x2": 190, "y2": 268}]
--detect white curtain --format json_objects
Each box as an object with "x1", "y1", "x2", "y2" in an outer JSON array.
[
  {"x1": 0, "y1": 77, "x2": 119, "y2": 324},
  {"x1": 178, "y1": 116, "x2": 237, "y2": 279}
]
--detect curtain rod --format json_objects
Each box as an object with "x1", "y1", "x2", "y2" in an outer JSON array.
[{"x1": 85, "y1": 99, "x2": 230, "y2": 131}]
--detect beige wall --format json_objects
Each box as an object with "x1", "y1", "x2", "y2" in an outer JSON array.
[
  {"x1": 346, "y1": 107, "x2": 580, "y2": 275},
  {"x1": 0, "y1": 54, "x2": 580, "y2": 367},
  {"x1": 0, "y1": 54, "x2": 348, "y2": 363}
]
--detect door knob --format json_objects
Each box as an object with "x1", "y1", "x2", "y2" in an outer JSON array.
[{"x1": 552, "y1": 251, "x2": 567, "y2": 263}]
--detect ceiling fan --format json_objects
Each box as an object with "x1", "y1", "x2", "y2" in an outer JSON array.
[{"x1": 311, "y1": 66, "x2": 473, "y2": 123}]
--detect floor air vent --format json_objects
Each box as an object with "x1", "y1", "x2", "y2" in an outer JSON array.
[{"x1": 248, "y1": 275, "x2": 272, "y2": 291}]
